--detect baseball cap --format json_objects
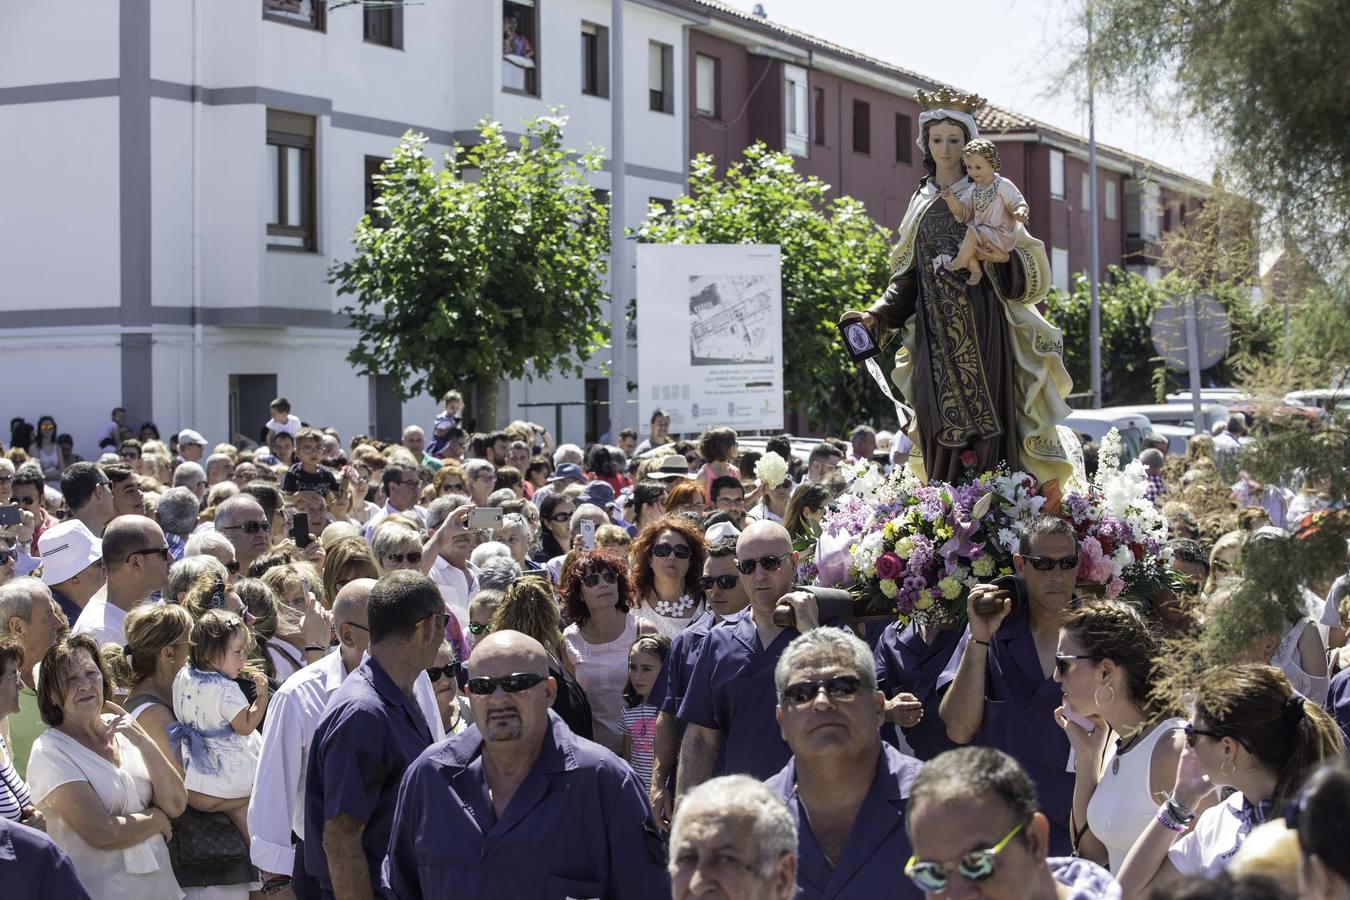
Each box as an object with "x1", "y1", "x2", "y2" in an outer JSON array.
[
  {"x1": 178, "y1": 428, "x2": 208, "y2": 447},
  {"x1": 648, "y1": 455, "x2": 693, "y2": 480},
  {"x1": 37, "y1": 520, "x2": 103, "y2": 586},
  {"x1": 580, "y1": 480, "x2": 615, "y2": 508},
  {"x1": 548, "y1": 463, "x2": 585, "y2": 484}
]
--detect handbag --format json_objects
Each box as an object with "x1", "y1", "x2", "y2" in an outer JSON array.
[{"x1": 169, "y1": 805, "x2": 249, "y2": 870}]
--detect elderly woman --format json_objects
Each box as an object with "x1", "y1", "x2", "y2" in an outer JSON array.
[
  {"x1": 321, "y1": 537, "x2": 381, "y2": 606},
  {"x1": 0, "y1": 637, "x2": 41, "y2": 828},
  {"x1": 427, "y1": 641, "x2": 471, "y2": 736},
  {"x1": 495, "y1": 513, "x2": 536, "y2": 570},
  {"x1": 26, "y1": 634, "x2": 187, "y2": 899},
  {"x1": 372, "y1": 521, "x2": 425, "y2": 574},
  {"x1": 258, "y1": 562, "x2": 331, "y2": 667},
  {"x1": 115, "y1": 604, "x2": 252, "y2": 899},
  {"x1": 629, "y1": 515, "x2": 707, "y2": 640},
  {"x1": 181, "y1": 531, "x2": 238, "y2": 579}
]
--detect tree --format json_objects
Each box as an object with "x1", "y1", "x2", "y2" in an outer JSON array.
[
  {"x1": 1059, "y1": 0, "x2": 1350, "y2": 261},
  {"x1": 636, "y1": 144, "x2": 895, "y2": 435},
  {"x1": 330, "y1": 115, "x2": 612, "y2": 428}
]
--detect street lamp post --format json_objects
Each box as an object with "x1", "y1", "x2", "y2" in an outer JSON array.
[{"x1": 609, "y1": 0, "x2": 628, "y2": 438}]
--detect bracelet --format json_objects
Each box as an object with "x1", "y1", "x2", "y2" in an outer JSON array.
[
  {"x1": 261, "y1": 876, "x2": 293, "y2": 895},
  {"x1": 1164, "y1": 794, "x2": 1197, "y2": 823},
  {"x1": 1156, "y1": 802, "x2": 1191, "y2": 833},
  {"x1": 304, "y1": 645, "x2": 328, "y2": 653},
  {"x1": 970, "y1": 637, "x2": 992, "y2": 647}
]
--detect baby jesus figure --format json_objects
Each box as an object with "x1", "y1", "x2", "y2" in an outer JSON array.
[{"x1": 939, "y1": 138, "x2": 1030, "y2": 286}]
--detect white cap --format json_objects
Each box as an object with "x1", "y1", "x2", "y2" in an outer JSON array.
[
  {"x1": 178, "y1": 428, "x2": 208, "y2": 446},
  {"x1": 704, "y1": 521, "x2": 741, "y2": 544},
  {"x1": 37, "y1": 520, "x2": 103, "y2": 586}
]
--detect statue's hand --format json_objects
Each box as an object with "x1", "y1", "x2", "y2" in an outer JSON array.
[{"x1": 861, "y1": 312, "x2": 876, "y2": 331}]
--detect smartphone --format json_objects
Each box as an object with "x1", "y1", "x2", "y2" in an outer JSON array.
[
  {"x1": 468, "y1": 507, "x2": 504, "y2": 531},
  {"x1": 0, "y1": 505, "x2": 20, "y2": 527},
  {"x1": 579, "y1": 518, "x2": 597, "y2": 550},
  {"x1": 290, "y1": 512, "x2": 311, "y2": 549}
]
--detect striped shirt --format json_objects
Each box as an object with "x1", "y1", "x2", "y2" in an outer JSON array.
[
  {"x1": 0, "y1": 735, "x2": 32, "y2": 821},
  {"x1": 619, "y1": 702, "x2": 659, "y2": 789}
]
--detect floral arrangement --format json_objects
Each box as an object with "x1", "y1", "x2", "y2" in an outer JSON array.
[{"x1": 811, "y1": 429, "x2": 1174, "y2": 628}]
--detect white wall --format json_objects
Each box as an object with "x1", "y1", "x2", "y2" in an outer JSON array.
[
  {"x1": 0, "y1": 330, "x2": 124, "y2": 457},
  {"x1": 0, "y1": 1, "x2": 118, "y2": 86}
]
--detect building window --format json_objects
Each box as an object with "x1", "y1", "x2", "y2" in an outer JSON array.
[
  {"x1": 581, "y1": 22, "x2": 610, "y2": 98},
  {"x1": 895, "y1": 113, "x2": 912, "y2": 165},
  {"x1": 1105, "y1": 179, "x2": 1118, "y2": 220},
  {"x1": 812, "y1": 87, "x2": 825, "y2": 146},
  {"x1": 363, "y1": 3, "x2": 401, "y2": 47},
  {"x1": 649, "y1": 41, "x2": 674, "y2": 113},
  {"x1": 1049, "y1": 149, "x2": 1065, "y2": 199},
  {"x1": 267, "y1": 109, "x2": 316, "y2": 251},
  {"x1": 502, "y1": 1, "x2": 539, "y2": 96},
  {"x1": 263, "y1": 0, "x2": 324, "y2": 30},
  {"x1": 784, "y1": 64, "x2": 809, "y2": 156},
  {"x1": 1080, "y1": 172, "x2": 1092, "y2": 212},
  {"x1": 1141, "y1": 182, "x2": 1161, "y2": 241},
  {"x1": 695, "y1": 54, "x2": 719, "y2": 118},
  {"x1": 1051, "y1": 246, "x2": 1070, "y2": 293},
  {"x1": 852, "y1": 99, "x2": 870, "y2": 155}
]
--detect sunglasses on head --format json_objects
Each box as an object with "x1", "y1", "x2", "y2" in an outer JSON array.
[
  {"x1": 905, "y1": 821, "x2": 1026, "y2": 892},
  {"x1": 653, "y1": 543, "x2": 692, "y2": 560},
  {"x1": 1053, "y1": 653, "x2": 1103, "y2": 677},
  {"x1": 383, "y1": 550, "x2": 424, "y2": 565},
  {"x1": 225, "y1": 520, "x2": 269, "y2": 535},
  {"x1": 1022, "y1": 554, "x2": 1080, "y2": 571},
  {"x1": 468, "y1": 621, "x2": 491, "y2": 636},
  {"x1": 781, "y1": 674, "x2": 862, "y2": 706},
  {"x1": 736, "y1": 552, "x2": 791, "y2": 575},
  {"x1": 699, "y1": 574, "x2": 740, "y2": 591},
  {"x1": 465, "y1": 672, "x2": 546, "y2": 695},
  {"x1": 426, "y1": 661, "x2": 461, "y2": 684},
  {"x1": 582, "y1": 570, "x2": 618, "y2": 587}
]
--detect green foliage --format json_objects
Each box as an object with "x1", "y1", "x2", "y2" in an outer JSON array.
[
  {"x1": 1043, "y1": 267, "x2": 1282, "y2": 404},
  {"x1": 635, "y1": 144, "x2": 896, "y2": 435},
  {"x1": 330, "y1": 115, "x2": 611, "y2": 412},
  {"x1": 1060, "y1": 0, "x2": 1350, "y2": 260}
]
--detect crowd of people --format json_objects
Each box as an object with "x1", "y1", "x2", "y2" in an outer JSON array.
[{"x1": 0, "y1": 393, "x2": 1346, "y2": 900}]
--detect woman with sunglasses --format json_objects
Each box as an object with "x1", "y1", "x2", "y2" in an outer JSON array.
[
  {"x1": 533, "y1": 493, "x2": 575, "y2": 564},
  {"x1": 372, "y1": 522, "x2": 426, "y2": 575},
  {"x1": 427, "y1": 642, "x2": 470, "y2": 735},
  {"x1": 1116, "y1": 664, "x2": 1343, "y2": 897},
  {"x1": 560, "y1": 549, "x2": 654, "y2": 753},
  {"x1": 1053, "y1": 601, "x2": 1188, "y2": 873},
  {"x1": 783, "y1": 483, "x2": 832, "y2": 543},
  {"x1": 489, "y1": 576, "x2": 594, "y2": 740},
  {"x1": 905, "y1": 746, "x2": 1119, "y2": 899},
  {"x1": 629, "y1": 516, "x2": 707, "y2": 641}
]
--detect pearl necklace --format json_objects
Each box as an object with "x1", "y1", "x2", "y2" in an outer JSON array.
[{"x1": 652, "y1": 593, "x2": 696, "y2": 618}]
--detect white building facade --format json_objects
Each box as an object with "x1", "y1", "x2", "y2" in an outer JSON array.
[{"x1": 0, "y1": 0, "x2": 701, "y2": 455}]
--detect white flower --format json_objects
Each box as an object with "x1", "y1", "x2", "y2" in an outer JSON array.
[
  {"x1": 996, "y1": 527, "x2": 1020, "y2": 553},
  {"x1": 755, "y1": 452, "x2": 789, "y2": 489},
  {"x1": 1112, "y1": 546, "x2": 1135, "y2": 571},
  {"x1": 853, "y1": 531, "x2": 886, "y2": 576}
]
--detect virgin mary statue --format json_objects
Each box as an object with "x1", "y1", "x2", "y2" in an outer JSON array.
[{"x1": 859, "y1": 88, "x2": 1082, "y2": 498}]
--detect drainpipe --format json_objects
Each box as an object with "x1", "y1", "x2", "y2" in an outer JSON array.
[{"x1": 191, "y1": 0, "x2": 204, "y2": 431}]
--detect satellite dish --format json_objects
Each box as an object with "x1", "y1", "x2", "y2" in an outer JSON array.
[{"x1": 1151, "y1": 293, "x2": 1231, "y2": 373}]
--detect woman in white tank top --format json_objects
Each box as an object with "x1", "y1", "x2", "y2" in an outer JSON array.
[{"x1": 1053, "y1": 601, "x2": 1189, "y2": 872}]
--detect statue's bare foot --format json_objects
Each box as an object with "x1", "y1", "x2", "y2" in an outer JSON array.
[
  {"x1": 944, "y1": 260, "x2": 961, "y2": 273},
  {"x1": 966, "y1": 268, "x2": 982, "y2": 286}
]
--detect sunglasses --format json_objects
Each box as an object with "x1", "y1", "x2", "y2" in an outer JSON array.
[
  {"x1": 0, "y1": 549, "x2": 16, "y2": 566},
  {"x1": 1053, "y1": 653, "x2": 1103, "y2": 677},
  {"x1": 426, "y1": 661, "x2": 461, "y2": 684},
  {"x1": 127, "y1": 546, "x2": 170, "y2": 562},
  {"x1": 736, "y1": 552, "x2": 792, "y2": 575},
  {"x1": 904, "y1": 821, "x2": 1026, "y2": 892},
  {"x1": 468, "y1": 621, "x2": 491, "y2": 636},
  {"x1": 0, "y1": 476, "x2": 12, "y2": 484},
  {"x1": 465, "y1": 672, "x2": 546, "y2": 695},
  {"x1": 782, "y1": 674, "x2": 863, "y2": 706},
  {"x1": 419, "y1": 611, "x2": 450, "y2": 633},
  {"x1": 223, "y1": 520, "x2": 269, "y2": 535},
  {"x1": 653, "y1": 543, "x2": 692, "y2": 560},
  {"x1": 1184, "y1": 722, "x2": 1228, "y2": 748},
  {"x1": 383, "y1": 550, "x2": 424, "y2": 565},
  {"x1": 547, "y1": 512, "x2": 574, "y2": 523},
  {"x1": 442, "y1": 482, "x2": 466, "y2": 493},
  {"x1": 699, "y1": 574, "x2": 740, "y2": 591},
  {"x1": 582, "y1": 570, "x2": 618, "y2": 587},
  {"x1": 1022, "y1": 554, "x2": 1080, "y2": 571}
]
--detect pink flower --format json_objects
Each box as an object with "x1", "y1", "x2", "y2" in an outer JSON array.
[{"x1": 875, "y1": 552, "x2": 904, "y2": 580}]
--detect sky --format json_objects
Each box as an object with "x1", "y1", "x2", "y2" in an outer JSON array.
[{"x1": 718, "y1": 0, "x2": 1218, "y2": 181}]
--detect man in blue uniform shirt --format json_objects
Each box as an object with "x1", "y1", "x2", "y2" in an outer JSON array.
[
  {"x1": 382, "y1": 630, "x2": 669, "y2": 899},
  {"x1": 0, "y1": 815, "x2": 93, "y2": 900},
  {"x1": 874, "y1": 619, "x2": 961, "y2": 760},
  {"x1": 304, "y1": 571, "x2": 444, "y2": 899},
  {"x1": 767, "y1": 628, "x2": 925, "y2": 899}
]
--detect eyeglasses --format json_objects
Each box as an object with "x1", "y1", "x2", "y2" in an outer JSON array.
[
  {"x1": 126, "y1": 546, "x2": 170, "y2": 563},
  {"x1": 782, "y1": 674, "x2": 863, "y2": 706},
  {"x1": 426, "y1": 661, "x2": 461, "y2": 684},
  {"x1": 383, "y1": 550, "x2": 424, "y2": 565},
  {"x1": 653, "y1": 543, "x2": 692, "y2": 560},
  {"x1": 396, "y1": 479, "x2": 420, "y2": 488},
  {"x1": 468, "y1": 621, "x2": 491, "y2": 636},
  {"x1": 699, "y1": 574, "x2": 740, "y2": 591},
  {"x1": 736, "y1": 552, "x2": 792, "y2": 575},
  {"x1": 582, "y1": 570, "x2": 618, "y2": 587},
  {"x1": 442, "y1": 482, "x2": 466, "y2": 493},
  {"x1": 1184, "y1": 722, "x2": 1228, "y2": 748},
  {"x1": 465, "y1": 672, "x2": 546, "y2": 695},
  {"x1": 1022, "y1": 554, "x2": 1080, "y2": 571},
  {"x1": 341, "y1": 621, "x2": 370, "y2": 633},
  {"x1": 13, "y1": 496, "x2": 35, "y2": 507},
  {"x1": 1053, "y1": 653, "x2": 1103, "y2": 677},
  {"x1": 904, "y1": 821, "x2": 1026, "y2": 892},
  {"x1": 714, "y1": 495, "x2": 745, "y2": 508},
  {"x1": 418, "y1": 611, "x2": 450, "y2": 632},
  {"x1": 0, "y1": 476, "x2": 12, "y2": 485},
  {"x1": 223, "y1": 520, "x2": 269, "y2": 535},
  {"x1": 120, "y1": 451, "x2": 140, "y2": 460},
  {"x1": 547, "y1": 511, "x2": 574, "y2": 523}
]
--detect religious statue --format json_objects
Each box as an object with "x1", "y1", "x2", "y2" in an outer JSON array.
[{"x1": 852, "y1": 89, "x2": 1081, "y2": 498}]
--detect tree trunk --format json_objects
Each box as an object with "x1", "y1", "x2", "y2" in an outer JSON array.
[{"x1": 471, "y1": 377, "x2": 500, "y2": 432}]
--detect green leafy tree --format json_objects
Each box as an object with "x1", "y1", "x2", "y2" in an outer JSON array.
[
  {"x1": 330, "y1": 115, "x2": 611, "y2": 427},
  {"x1": 636, "y1": 144, "x2": 895, "y2": 434}
]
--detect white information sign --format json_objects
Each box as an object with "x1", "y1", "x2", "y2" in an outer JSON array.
[{"x1": 636, "y1": 244, "x2": 784, "y2": 433}]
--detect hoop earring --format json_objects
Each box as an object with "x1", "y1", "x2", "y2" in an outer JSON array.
[
  {"x1": 1093, "y1": 684, "x2": 1116, "y2": 709},
  {"x1": 1219, "y1": 758, "x2": 1236, "y2": 777}
]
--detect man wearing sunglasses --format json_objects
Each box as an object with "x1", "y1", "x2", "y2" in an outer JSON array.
[
  {"x1": 384, "y1": 630, "x2": 669, "y2": 897},
  {"x1": 766, "y1": 628, "x2": 927, "y2": 899},
  {"x1": 215, "y1": 495, "x2": 273, "y2": 574},
  {"x1": 305, "y1": 571, "x2": 445, "y2": 900},
  {"x1": 939, "y1": 515, "x2": 1082, "y2": 856},
  {"x1": 251, "y1": 578, "x2": 443, "y2": 900},
  {"x1": 60, "y1": 462, "x2": 116, "y2": 539},
  {"x1": 678, "y1": 521, "x2": 831, "y2": 798},
  {"x1": 71, "y1": 515, "x2": 168, "y2": 648},
  {"x1": 904, "y1": 747, "x2": 1119, "y2": 899}
]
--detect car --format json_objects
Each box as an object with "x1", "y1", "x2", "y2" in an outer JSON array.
[
  {"x1": 1282, "y1": 389, "x2": 1350, "y2": 415},
  {"x1": 1166, "y1": 388, "x2": 1250, "y2": 406},
  {"x1": 1103, "y1": 403, "x2": 1231, "y2": 436},
  {"x1": 1063, "y1": 409, "x2": 1155, "y2": 462}
]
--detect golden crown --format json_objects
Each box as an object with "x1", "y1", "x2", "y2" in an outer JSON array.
[{"x1": 915, "y1": 87, "x2": 986, "y2": 114}]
